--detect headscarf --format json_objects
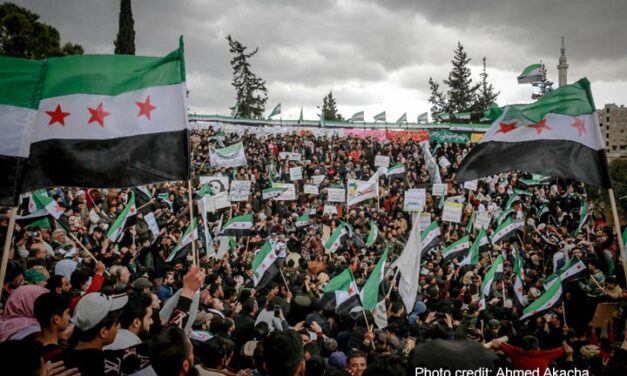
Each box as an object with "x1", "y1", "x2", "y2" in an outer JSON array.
[{"x1": 0, "y1": 285, "x2": 47, "y2": 342}]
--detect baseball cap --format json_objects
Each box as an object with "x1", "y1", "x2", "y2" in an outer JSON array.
[{"x1": 72, "y1": 292, "x2": 128, "y2": 331}]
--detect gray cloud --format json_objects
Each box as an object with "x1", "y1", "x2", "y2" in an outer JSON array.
[{"x1": 14, "y1": 0, "x2": 627, "y2": 115}]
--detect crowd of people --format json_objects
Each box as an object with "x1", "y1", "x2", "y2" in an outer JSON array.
[{"x1": 0, "y1": 125, "x2": 626, "y2": 376}]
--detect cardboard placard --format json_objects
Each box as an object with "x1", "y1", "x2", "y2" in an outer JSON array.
[
  {"x1": 323, "y1": 205, "x2": 338, "y2": 216},
  {"x1": 592, "y1": 303, "x2": 619, "y2": 328},
  {"x1": 374, "y1": 155, "x2": 390, "y2": 168},
  {"x1": 442, "y1": 202, "x2": 463, "y2": 223},
  {"x1": 474, "y1": 212, "x2": 492, "y2": 230},
  {"x1": 419, "y1": 212, "x2": 432, "y2": 229},
  {"x1": 304, "y1": 185, "x2": 319, "y2": 195},
  {"x1": 432, "y1": 183, "x2": 447, "y2": 196},
  {"x1": 327, "y1": 188, "x2": 346, "y2": 203},
  {"x1": 463, "y1": 179, "x2": 478, "y2": 191},
  {"x1": 289, "y1": 167, "x2": 303, "y2": 181},
  {"x1": 404, "y1": 189, "x2": 426, "y2": 212},
  {"x1": 288, "y1": 152, "x2": 302, "y2": 161},
  {"x1": 272, "y1": 183, "x2": 296, "y2": 201},
  {"x1": 229, "y1": 180, "x2": 251, "y2": 202},
  {"x1": 312, "y1": 175, "x2": 326, "y2": 185}
]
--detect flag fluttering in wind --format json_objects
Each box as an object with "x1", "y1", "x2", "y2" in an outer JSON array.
[
  {"x1": 262, "y1": 186, "x2": 287, "y2": 200},
  {"x1": 517, "y1": 63, "x2": 544, "y2": 84},
  {"x1": 350, "y1": 111, "x2": 364, "y2": 122},
  {"x1": 298, "y1": 107, "x2": 303, "y2": 124},
  {"x1": 373, "y1": 111, "x2": 386, "y2": 122},
  {"x1": 252, "y1": 242, "x2": 279, "y2": 289},
  {"x1": 575, "y1": 197, "x2": 588, "y2": 235},
  {"x1": 456, "y1": 78, "x2": 611, "y2": 188},
  {"x1": 361, "y1": 248, "x2": 388, "y2": 310},
  {"x1": 521, "y1": 279, "x2": 563, "y2": 320},
  {"x1": 390, "y1": 216, "x2": 422, "y2": 313},
  {"x1": 347, "y1": 172, "x2": 379, "y2": 206},
  {"x1": 396, "y1": 113, "x2": 407, "y2": 124},
  {"x1": 295, "y1": 213, "x2": 311, "y2": 228},
  {"x1": 479, "y1": 255, "x2": 503, "y2": 310},
  {"x1": 491, "y1": 218, "x2": 524, "y2": 244},
  {"x1": 365, "y1": 221, "x2": 378, "y2": 247},
  {"x1": 166, "y1": 218, "x2": 198, "y2": 262},
  {"x1": 513, "y1": 245, "x2": 528, "y2": 307},
  {"x1": 420, "y1": 221, "x2": 442, "y2": 255},
  {"x1": 209, "y1": 142, "x2": 247, "y2": 169},
  {"x1": 543, "y1": 257, "x2": 588, "y2": 290},
  {"x1": 220, "y1": 213, "x2": 253, "y2": 237},
  {"x1": 267, "y1": 103, "x2": 281, "y2": 119},
  {"x1": 386, "y1": 163, "x2": 405, "y2": 178},
  {"x1": 324, "y1": 222, "x2": 350, "y2": 253},
  {"x1": 417, "y1": 112, "x2": 428, "y2": 123},
  {"x1": 441, "y1": 235, "x2": 471, "y2": 262},
  {"x1": 106, "y1": 193, "x2": 137, "y2": 242},
  {"x1": 460, "y1": 228, "x2": 489, "y2": 266},
  {"x1": 0, "y1": 41, "x2": 191, "y2": 206},
  {"x1": 31, "y1": 191, "x2": 64, "y2": 219},
  {"x1": 321, "y1": 269, "x2": 361, "y2": 315}
]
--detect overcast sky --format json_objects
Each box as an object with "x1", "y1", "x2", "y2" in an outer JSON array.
[{"x1": 15, "y1": 0, "x2": 627, "y2": 121}]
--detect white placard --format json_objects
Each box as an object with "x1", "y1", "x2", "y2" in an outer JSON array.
[
  {"x1": 323, "y1": 205, "x2": 338, "y2": 215},
  {"x1": 279, "y1": 152, "x2": 290, "y2": 160},
  {"x1": 327, "y1": 188, "x2": 346, "y2": 203},
  {"x1": 289, "y1": 152, "x2": 302, "y2": 161},
  {"x1": 199, "y1": 176, "x2": 230, "y2": 193},
  {"x1": 229, "y1": 180, "x2": 251, "y2": 202},
  {"x1": 403, "y1": 189, "x2": 426, "y2": 212},
  {"x1": 432, "y1": 183, "x2": 447, "y2": 196},
  {"x1": 204, "y1": 192, "x2": 231, "y2": 212},
  {"x1": 474, "y1": 212, "x2": 492, "y2": 230},
  {"x1": 419, "y1": 212, "x2": 432, "y2": 229},
  {"x1": 374, "y1": 155, "x2": 390, "y2": 168},
  {"x1": 290, "y1": 167, "x2": 303, "y2": 181},
  {"x1": 442, "y1": 202, "x2": 463, "y2": 223},
  {"x1": 312, "y1": 175, "x2": 325, "y2": 185},
  {"x1": 272, "y1": 183, "x2": 296, "y2": 201},
  {"x1": 304, "y1": 185, "x2": 319, "y2": 195},
  {"x1": 463, "y1": 179, "x2": 478, "y2": 191}
]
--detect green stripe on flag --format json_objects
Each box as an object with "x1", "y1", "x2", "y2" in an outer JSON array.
[
  {"x1": 0, "y1": 56, "x2": 44, "y2": 109},
  {"x1": 323, "y1": 269, "x2": 355, "y2": 293},
  {"x1": 41, "y1": 47, "x2": 185, "y2": 99},
  {"x1": 522, "y1": 279, "x2": 562, "y2": 320},
  {"x1": 365, "y1": 221, "x2": 378, "y2": 247},
  {"x1": 362, "y1": 249, "x2": 388, "y2": 310}
]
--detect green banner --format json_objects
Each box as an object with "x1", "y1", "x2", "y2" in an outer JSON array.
[{"x1": 429, "y1": 130, "x2": 470, "y2": 144}]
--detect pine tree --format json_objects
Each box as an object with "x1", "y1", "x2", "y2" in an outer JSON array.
[
  {"x1": 227, "y1": 35, "x2": 268, "y2": 119},
  {"x1": 474, "y1": 57, "x2": 500, "y2": 113},
  {"x1": 114, "y1": 0, "x2": 135, "y2": 55},
  {"x1": 321, "y1": 91, "x2": 344, "y2": 121},
  {"x1": 443, "y1": 42, "x2": 479, "y2": 120},
  {"x1": 428, "y1": 77, "x2": 447, "y2": 121}
]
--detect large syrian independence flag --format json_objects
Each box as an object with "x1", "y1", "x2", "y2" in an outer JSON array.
[
  {"x1": 460, "y1": 228, "x2": 489, "y2": 266},
  {"x1": 295, "y1": 213, "x2": 312, "y2": 228},
  {"x1": 543, "y1": 257, "x2": 588, "y2": 290},
  {"x1": 252, "y1": 242, "x2": 279, "y2": 289},
  {"x1": 491, "y1": 218, "x2": 524, "y2": 244},
  {"x1": 262, "y1": 186, "x2": 287, "y2": 200},
  {"x1": 442, "y1": 235, "x2": 471, "y2": 262},
  {"x1": 420, "y1": 221, "x2": 442, "y2": 255},
  {"x1": 456, "y1": 78, "x2": 611, "y2": 188},
  {"x1": 479, "y1": 255, "x2": 504, "y2": 310},
  {"x1": 220, "y1": 213, "x2": 253, "y2": 237},
  {"x1": 390, "y1": 217, "x2": 422, "y2": 313},
  {"x1": 361, "y1": 249, "x2": 388, "y2": 311},
  {"x1": 321, "y1": 268, "x2": 361, "y2": 315},
  {"x1": 365, "y1": 221, "x2": 378, "y2": 247},
  {"x1": 0, "y1": 57, "x2": 42, "y2": 206},
  {"x1": 513, "y1": 246, "x2": 528, "y2": 307},
  {"x1": 517, "y1": 63, "x2": 544, "y2": 84},
  {"x1": 521, "y1": 280, "x2": 563, "y2": 320},
  {"x1": 106, "y1": 193, "x2": 137, "y2": 241},
  {"x1": 166, "y1": 218, "x2": 198, "y2": 262},
  {"x1": 209, "y1": 142, "x2": 247, "y2": 169},
  {"x1": 324, "y1": 223, "x2": 350, "y2": 253},
  {"x1": 18, "y1": 40, "x2": 190, "y2": 194}
]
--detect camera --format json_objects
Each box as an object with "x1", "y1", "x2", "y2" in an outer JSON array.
[{"x1": 273, "y1": 304, "x2": 281, "y2": 317}]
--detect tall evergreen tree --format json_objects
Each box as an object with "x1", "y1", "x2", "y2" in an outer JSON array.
[
  {"x1": 428, "y1": 77, "x2": 447, "y2": 121},
  {"x1": 474, "y1": 57, "x2": 500, "y2": 113},
  {"x1": 443, "y1": 42, "x2": 479, "y2": 120},
  {"x1": 227, "y1": 35, "x2": 268, "y2": 119},
  {"x1": 114, "y1": 0, "x2": 135, "y2": 55},
  {"x1": 321, "y1": 91, "x2": 344, "y2": 121},
  {"x1": 0, "y1": 3, "x2": 83, "y2": 59}
]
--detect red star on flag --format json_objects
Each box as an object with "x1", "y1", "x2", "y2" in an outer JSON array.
[
  {"x1": 130, "y1": 206, "x2": 136, "y2": 215},
  {"x1": 347, "y1": 286, "x2": 354, "y2": 295},
  {"x1": 53, "y1": 202, "x2": 63, "y2": 212},
  {"x1": 571, "y1": 117, "x2": 587, "y2": 137},
  {"x1": 496, "y1": 121, "x2": 518, "y2": 134},
  {"x1": 136, "y1": 96, "x2": 157, "y2": 120},
  {"x1": 261, "y1": 263, "x2": 266, "y2": 269},
  {"x1": 46, "y1": 104, "x2": 71, "y2": 126},
  {"x1": 87, "y1": 102, "x2": 111, "y2": 127},
  {"x1": 527, "y1": 119, "x2": 552, "y2": 135}
]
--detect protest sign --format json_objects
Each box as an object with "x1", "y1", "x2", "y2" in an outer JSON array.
[
  {"x1": 463, "y1": 179, "x2": 478, "y2": 191},
  {"x1": 304, "y1": 185, "x2": 319, "y2": 195},
  {"x1": 432, "y1": 183, "x2": 447, "y2": 196},
  {"x1": 474, "y1": 212, "x2": 492, "y2": 230},
  {"x1": 200, "y1": 176, "x2": 229, "y2": 193},
  {"x1": 442, "y1": 202, "x2": 463, "y2": 223},
  {"x1": 290, "y1": 167, "x2": 303, "y2": 181},
  {"x1": 403, "y1": 189, "x2": 426, "y2": 212},
  {"x1": 374, "y1": 155, "x2": 390, "y2": 168},
  {"x1": 229, "y1": 180, "x2": 251, "y2": 202},
  {"x1": 327, "y1": 188, "x2": 346, "y2": 203},
  {"x1": 312, "y1": 175, "x2": 325, "y2": 185}
]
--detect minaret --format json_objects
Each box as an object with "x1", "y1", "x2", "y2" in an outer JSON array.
[{"x1": 557, "y1": 37, "x2": 568, "y2": 87}]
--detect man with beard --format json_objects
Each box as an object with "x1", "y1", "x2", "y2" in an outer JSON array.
[{"x1": 104, "y1": 292, "x2": 154, "y2": 350}]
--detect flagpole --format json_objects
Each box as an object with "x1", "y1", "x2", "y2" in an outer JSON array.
[
  {"x1": 187, "y1": 180, "x2": 198, "y2": 266},
  {"x1": 0, "y1": 207, "x2": 17, "y2": 292},
  {"x1": 608, "y1": 188, "x2": 627, "y2": 281},
  {"x1": 67, "y1": 232, "x2": 110, "y2": 276}
]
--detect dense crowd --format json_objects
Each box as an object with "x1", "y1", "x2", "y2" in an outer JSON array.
[{"x1": 0, "y1": 126, "x2": 626, "y2": 376}]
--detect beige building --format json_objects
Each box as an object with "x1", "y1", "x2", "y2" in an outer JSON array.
[{"x1": 598, "y1": 103, "x2": 627, "y2": 160}]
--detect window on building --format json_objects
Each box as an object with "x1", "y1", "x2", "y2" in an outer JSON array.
[
  {"x1": 607, "y1": 117, "x2": 610, "y2": 122},
  {"x1": 607, "y1": 108, "x2": 610, "y2": 114},
  {"x1": 606, "y1": 142, "x2": 609, "y2": 147},
  {"x1": 613, "y1": 146, "x2": 617, "y2": 150}
]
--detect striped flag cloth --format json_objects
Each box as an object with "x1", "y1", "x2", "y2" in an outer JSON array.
[
  {"x1": 324, "y1": 223, "x2": 350, "y2": 253},
  {"x1": 361, "y1": 249, "x2": 388, "y2": 310},
  {"x1": 166, "y1": 218, "x2": 198, "y2": 262},
  {"x1": 460, "y1": 228, "x2": 489, "y2": 266},
  {"x1": 396, "y1": 113, "x2": 407, "y2": 124},
  {"x1": 220, "y1": 213, "x2": 253, "y2": 237},
  {"x1": 350, "y1": 111, "x2": 364, "y2": 122},
  {"x1": 321, "y1": 269, "x2": 361, "y2": 315},
  {"x1": 441, "y1": 235, "x2": 471, "y2": 262},
  {"x1": 295, "y1": 213, "x2": 311, "y2": 228},
  {"x1": 262, "y1": 186, "x2": 287, "y2": 200},
  {"x1": 365, "y1": 221, "x2": 378, "y2": 247},
  {"x1": 574, "y1": 197, "x2": 588, "y2": 235},
  {"x1": 209, "y1": 142, "x2": 247, "y2": 169},
  {"x1": 373, "y1": 111, "x2": 386, "y2": 122},
  {"x1": 15, "y1": 40, "x2": 190, "y2": 199},
  {"x1": 517, "y1": 63, "x2": 544, "y2": 84},
  {"x1": 479, "y1": 255, "x2": 503, "y2": 310},
  {"x1": 252, "y1": 242, "x2": 279, "y2": 289},
  {"x1": 420, "y1": 221, "x2": 442, "y2": 255},
  {"x1": 543, "y1": 257, "x2": 588, "y2": 290},
  {"x1": 106, "y1": 193, "x2": 137, "y2": 242},
  {"x1": 267, "y1": 103, "x2": 281, "y2": 119},
  {"x1": 386, "y1": 163, "x2": 405, "y2": 178},
  {"x1": 456, "y1": 78, "x2": 611, "y2": 188},
  {"x1": 512, "y1": 245, "x2": 528, "y2": 307},
  {"x1": 491, "y1": 218, "x2": 524, "y2": 244},
  {"x1": 521, "y1": 279, "x2": 562, "y2": 320}
]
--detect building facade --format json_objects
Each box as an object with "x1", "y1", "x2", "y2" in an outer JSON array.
[{"x1": 598, "y1": 103, "x2": 627, "y2": 160}]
